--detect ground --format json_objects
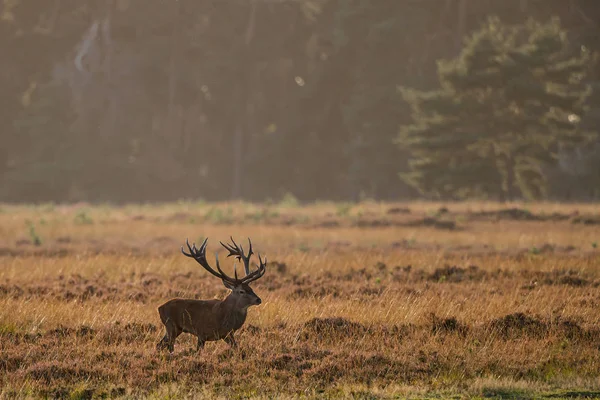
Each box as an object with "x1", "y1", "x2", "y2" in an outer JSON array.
[{"x1": 0, "y1": 201, "x2": 599, "y2": 399}]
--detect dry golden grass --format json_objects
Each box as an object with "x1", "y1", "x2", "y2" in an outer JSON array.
[{"x1": 0, "y1": 201, "x2": 599, "y2": 399}]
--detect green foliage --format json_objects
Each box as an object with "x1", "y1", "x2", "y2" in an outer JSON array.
[
  {"x1": 398, "y1": 16, "x2": 597, "y2": 201},
  {"x1": 247, "y1": 208, "x2": 279, "y2": 223},
  {"x1": 204, "y1": 207, "x2": 233, "y2": 224},
  {"x1": 335, "y1": 202, "x2": 353, "y2": 217},
  {"x1": 279, "y1": 192, "x2": 300, "y2": 208},
  {"x1": 74, "y1": 211, "x2": 94, "y2": 225},
  {"x1": 26, "y1": 220, "x2": 42, "y2": 246},
  {"x1": 205, "y1": 207, "x2": 224, "y2": 224}
]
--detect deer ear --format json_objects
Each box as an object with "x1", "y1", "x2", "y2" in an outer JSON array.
[{"x1": 222, "y1": 280, "x2": 235, "y2": 290}]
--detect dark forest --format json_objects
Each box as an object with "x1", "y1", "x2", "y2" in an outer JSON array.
[{"x1": 2, "y1": 0, "x2": 599, "y2": 203}]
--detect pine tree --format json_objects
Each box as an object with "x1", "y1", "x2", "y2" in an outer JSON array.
[{"x1": 398, "y1": 17, "x2": 595, "y2": 200}]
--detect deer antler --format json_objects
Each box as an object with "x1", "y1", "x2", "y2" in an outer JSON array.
[
  {"x1": 220, "y1": 236, "x2": 254, "y2": 275},
  {"x1": 182, "y1": 238, "x2": 236, "y2": 285},
  {"x1": 182, "y1": 237, "x2": 266, "y2": 285}
]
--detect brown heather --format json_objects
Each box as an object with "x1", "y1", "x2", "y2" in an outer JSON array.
[{"x1": 0, "y1": 201, "x2": 599, "y2": 399}]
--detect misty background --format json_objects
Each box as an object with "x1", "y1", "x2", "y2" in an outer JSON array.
[{"x1": 1, "y1": 0, "x2": 599, "y2": 204}]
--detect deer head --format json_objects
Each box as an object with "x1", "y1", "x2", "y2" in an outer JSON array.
[{"x1": 181, "y1": 237, "x2": 267, "y2": 309}]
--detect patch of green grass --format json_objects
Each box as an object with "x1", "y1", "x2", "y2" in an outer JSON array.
[
  {"x1": 194, "y1": 198, "x2": 207, "y2": 208},
  {"x1": 294, "y1": 215, "x2": 310, "y2": 224},
  {"x1": 40, "y1": 202, "x2": 56, "y2": 212},
  {"x1": 269, "y1": 210, "x2": 280, "y2": 219},
  {"x1": 247, "y1": 208, "x2": 280, "y2": 223},
  {"x1": 297, "y1": 243, "x2": 310, "y2": 253},
  {"x1": 0, "y1": 322, "x2": 20, "y2": 335},
  {"x1": 74, "y1": 210, "x2": 94, "y2": 225},
  {"x1": 542, "y1": 391, "x2": 600, "y2": 399},
  {"x1": 69, "y1": 384, "x2": 95, "y2": 400},
  {"x1": 204, "y1": 207, "x2": 233, "y2": 224},
  {"x1": 26, "y1": 220, "x2": 42, "y2": 246},
  {"x1": 358, "y1": 191, "x2": 375, "y2": 203},
  {"x1": 336, "y1": 202, "x2": 354, "y2": 218},
  {"x1": 480, "y1": 387, "x2": 532, "y2": 399},
  {"x1": 455, "y1": 215, "x2": 466, "y2": 223},
  {"x1": 279, "y1": 192, "x2": 300, "y2": 208},
  {"x1": 529, "y1": 246, "x2": 540, "y2": 255}
]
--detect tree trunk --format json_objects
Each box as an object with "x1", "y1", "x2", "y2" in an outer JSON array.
[
  {"x1": 100, "y1": 0, "x2": 117, "y2": 140},
  {"x1": 166, "y1": 0, "x2": 182, "y2": 148},
  {"x1": 231, "y1": 1, "x2": 257, "y2": 200},
  {"x1": 489, "y1": 144, "x2": 504, "y2": 201},
  {"x1": 505, "y1": 153, "x2": 516, "y2": 202},
  {"x1": 231, "y1": 86, "x2": 244, "y2": 199}
]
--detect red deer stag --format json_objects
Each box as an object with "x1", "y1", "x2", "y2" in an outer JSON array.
[{"x1": 157, "y1": 237, "x2": 266, "y2": 352}]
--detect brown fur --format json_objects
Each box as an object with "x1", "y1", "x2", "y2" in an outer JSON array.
[{"x1": 157, "y1": 282, "x2": 261, "y2": 352}]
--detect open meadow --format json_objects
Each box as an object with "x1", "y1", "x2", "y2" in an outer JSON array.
[{"x1": 1, "y1": 201, "x2": 600, "y2": 399}]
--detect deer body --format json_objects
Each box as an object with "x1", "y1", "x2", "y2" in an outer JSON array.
[
  {"x1": 157, "y1": 294, "x2": 253, "y2": 351},
  {"x1": 157, "y1": 237, "x2": 266, "y2": 353}
]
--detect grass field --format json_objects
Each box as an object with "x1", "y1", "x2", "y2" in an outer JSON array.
[{"x1": 1, "y1": 201, "x2": 599, "y2": 399}]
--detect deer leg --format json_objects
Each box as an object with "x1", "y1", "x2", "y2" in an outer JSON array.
[
  {"x1": 162, "y1": 323, "x2": 181, "y2": 353},
  {"x1": 168, "y1": 331, "x2": 182, "y2": 353},
  {"x1": 156, "y1": 333, "x2": 170, "y2": 351},
  {"x1": 156, "y1": 320, "x2": 174, "y2": 351},
  {"x1": 223, "y1": 333, "x2": 237, "y2": 348}
]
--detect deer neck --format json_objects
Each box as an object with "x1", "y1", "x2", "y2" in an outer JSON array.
[{"x1": 219, "y1": 293, "x2": 248, "y2": 331}]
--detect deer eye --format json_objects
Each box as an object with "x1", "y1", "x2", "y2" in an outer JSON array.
[{"x1": 239, "y1": 290, "x2": 246, "y2": 294}]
